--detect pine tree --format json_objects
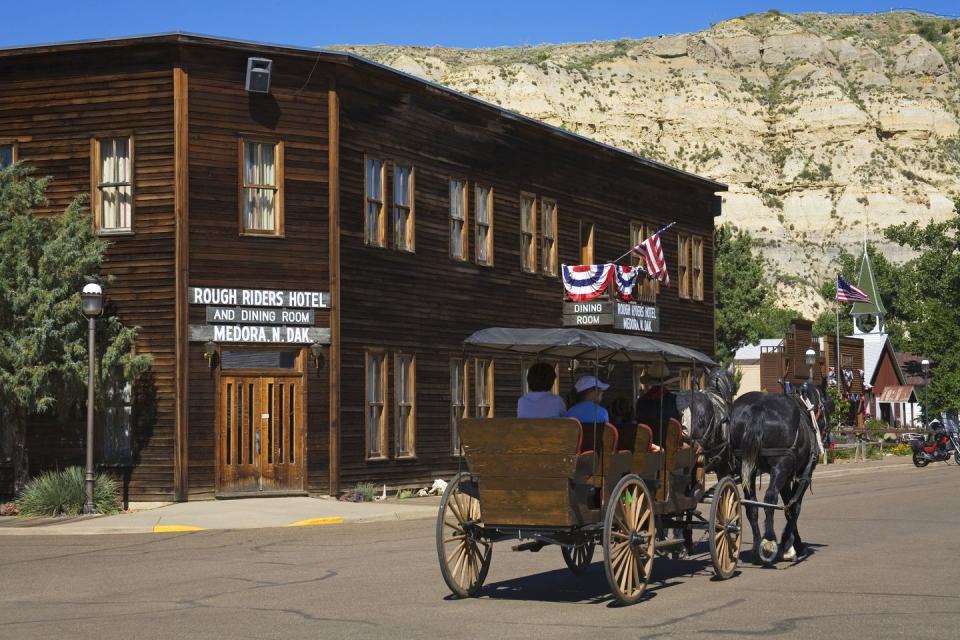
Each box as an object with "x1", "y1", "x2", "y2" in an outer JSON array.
[{"x1": 0, "y1": 164, "x2": 151, "y2": 494}]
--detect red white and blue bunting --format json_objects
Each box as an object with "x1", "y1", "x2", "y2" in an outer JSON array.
[
  {"x1": 614, "y1": 265, "x2": 640, "y2": 301},
  {"x1": 561, "y1": 264, "x2": 614, "y2": 301}
]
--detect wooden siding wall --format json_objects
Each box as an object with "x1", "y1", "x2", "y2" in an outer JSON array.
[
  {"x1": 180, "y1": 45, "x2": 331, "y2": 496},
  {"x1": 335, "y1": 64, "x2": 718, "y2": 488},
  {"x1": 0, "y1": 46, "x2": 178, "y2": 500},
  {"x1": 823, "y1": 336, "x2": 865, "y2": 393}
]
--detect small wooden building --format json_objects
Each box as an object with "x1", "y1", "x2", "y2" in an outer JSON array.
[{"x1": 0, "y1": 34, "x2": 724, "y2": 501}]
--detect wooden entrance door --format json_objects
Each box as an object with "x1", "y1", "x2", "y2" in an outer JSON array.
[{"x1": 218, "y1": 375, "x2": 306, "y2": 495}]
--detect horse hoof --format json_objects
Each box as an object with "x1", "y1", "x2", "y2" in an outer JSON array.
[
  {"x1": 782, "y1": 545, "x2": 797, "y2": 562},
  {"x1": 759, "y1": 539, "x2": 779, "y2": 565}
]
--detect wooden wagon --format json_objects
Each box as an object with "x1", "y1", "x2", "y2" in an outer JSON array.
[{"x1": 436, "y1": 328, "x2": 743, "y2": 604}]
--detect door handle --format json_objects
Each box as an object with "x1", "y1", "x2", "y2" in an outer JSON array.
[{"x1": 255, "y1": 429, "x2": 261, "y2": 455}]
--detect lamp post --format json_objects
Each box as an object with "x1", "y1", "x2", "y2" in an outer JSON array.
[
  {"x1": 921, "y1": 358, "x2": 930, "y2": 430},
  {"x1": 80, "y1": 283, "x2": 104, "y2": 515},
  {"x1": 805, "y1": 348, "x2": 816, "y2": 384}
]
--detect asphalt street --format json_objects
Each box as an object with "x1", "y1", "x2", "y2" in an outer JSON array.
[{"x1": 0, "y1": 461, "x2": 957, "y2": 640}]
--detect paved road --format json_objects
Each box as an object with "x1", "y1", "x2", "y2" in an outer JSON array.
[{"x1": 1, "y1": 461, "x2": 957, "y2": 639}]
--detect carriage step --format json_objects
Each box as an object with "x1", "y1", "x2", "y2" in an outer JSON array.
[{"x1": 511, "y1": 541, "x2": 544, "y2": 552}]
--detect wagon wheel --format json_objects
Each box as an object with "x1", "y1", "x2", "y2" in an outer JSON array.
[
  {"x1": 603, "y1": 474, "x2": 655, "y2": 605},
  {"x1": 561, "y1": 541, "x2": 596, "y2": 575},
  {"x1": 436, "y1": 472, "x2": 492, "y2": 598},
  {"x1": 708, "y1": 476, "x2": 742, "y2": 580}
]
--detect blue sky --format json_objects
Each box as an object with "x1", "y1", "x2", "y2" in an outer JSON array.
[{"x1": 1, "y1": 1, "x2": 958, "y2": 49}]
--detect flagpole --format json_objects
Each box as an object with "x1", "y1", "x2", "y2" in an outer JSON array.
[{"x1": 612, "y1": 220, "x2": 678, "y2": 263}]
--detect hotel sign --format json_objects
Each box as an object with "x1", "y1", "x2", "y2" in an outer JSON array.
[
  {"x1": 562, "y1": 301, "x2": 659, "y2": 333},
  {"x1": 189, "y1": 286, "x2": 330, "y2": 344}
]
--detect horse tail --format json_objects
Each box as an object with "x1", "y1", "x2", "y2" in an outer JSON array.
[{"x1": 740, "y1": 404, "x2": 764, "y2": 492}]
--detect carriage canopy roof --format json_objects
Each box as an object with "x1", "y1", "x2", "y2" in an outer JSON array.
[{"x1": 463, "y1": 327, "x2": 716, "y2": 367}]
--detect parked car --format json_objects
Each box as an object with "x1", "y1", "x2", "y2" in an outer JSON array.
[{"x1": 899, "y1": 432, "x2": 924, "y2": 444}]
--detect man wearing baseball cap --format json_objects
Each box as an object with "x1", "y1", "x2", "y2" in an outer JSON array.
[{"x1": 564, "y1": 375, "x2": 610, "y2": 424}]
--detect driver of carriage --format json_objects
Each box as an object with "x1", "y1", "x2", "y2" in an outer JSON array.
[
  {"x1": 517, "y1": 362, "x2": 567, "y2": 418},
  {"x1": 564, "y1": 375, "x2": 611, "y2": 424}
]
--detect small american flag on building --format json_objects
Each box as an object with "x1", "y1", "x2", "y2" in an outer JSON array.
[
  {"x1": 836, "y1": 274, "x2": 870, "y2": 303},
  {"x1": 632, "y1": 232, "x2": 670, "y2": 286}
]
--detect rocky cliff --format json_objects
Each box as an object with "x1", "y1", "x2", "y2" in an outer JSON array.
[{"x1": 336, "y1": 11, "x2": 960, "y2": 316}]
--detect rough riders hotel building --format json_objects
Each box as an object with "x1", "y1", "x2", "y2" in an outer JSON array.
[{"x1": 0, "y1": 34, "x2": 724, "y2": 500}]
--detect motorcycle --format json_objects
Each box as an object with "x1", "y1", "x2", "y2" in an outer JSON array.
[{"x1": 911, "y1": 430, "x2": 960, "y2": 467}]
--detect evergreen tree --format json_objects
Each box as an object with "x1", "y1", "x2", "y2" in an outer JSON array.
[{"x1": 0, "y1": 164, "x2": 151, "y2": 493}]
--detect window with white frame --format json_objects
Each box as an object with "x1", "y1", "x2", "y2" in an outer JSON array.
[
  {"x1": 365, "y1": 351, "x2": 387, "y2": 459},
  {"x1": 541, "y1": 199, "x2": 557, "y2": 275},
  {"x1": 395, "y1": 354, "x2": 416, "y2": 457},
  {"x1": 241, "y1": 139, "x2": 282, "y2": 235},
  {"x1": 94, "y1": 137, "x2": 133, "y2": 232},
  {"x1": 475, "y1": 185, "x2": 493, "y2": 266},
  {"x1": 393, "y1": 164, "x2": 414, "y2": 251},
  {"x1": 449, "y1": 179, "x2": 468, "y2": 260},
  {"x1": 365, "y1": 157, "x2": 386, "y2": 247},
  {"x1": 450, "y1": 359, "x2": 468, "y2": 455},
  {"x1": 520, "y1": 194, "x2": 536, "y2": 272},
  {"x1": 474, "y1": 358, "x2": 494, "y2": 418}
]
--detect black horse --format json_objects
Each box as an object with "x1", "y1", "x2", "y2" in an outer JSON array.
[{"x1": 729, "y1": 380, "x2": 832, "y2": 565}]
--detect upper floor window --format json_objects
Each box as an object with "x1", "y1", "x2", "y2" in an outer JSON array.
[
  {"x1": 365, "y1": 157, "x2": 386, "y2": 247},
  {"x1": 520, "y1": 194, "x2": 536, "y2": 273},
  {"x1": 393, "y1": 164, "x2": 415, "y2": 252},
  {"x1": 579, "y1": 221, "x2": 595, "y2": 264},
  {"x1": 692, "y1": 236, "x2": 704, "y2": 301},
  {"x1": 394, "y1": 353, "x2": 416, "y2": 457},
  {"x1": 365, "y1": 350, "x2": 387, "y2": 459},
  {"x1": 678, "y1": 233, "x2": 691, "y2": 299},
  {"x1": 679, "y1": 367, "x2": 692, "y2": 391},
  {"x1": 0, "y1": 143, "x2": 15, "y2": 170},
  {"x1": 541, "y1": 199, "x2": 558, "y2": 276},
  {"x1": 474, "y1": 358, "x2": 494, "y2": 418},
  {"x1": 475, "y1": 185, "x2": 494, "y2": 265},
  {"x1": 241, "y1": 139, "x2": 283, "y2": 236},
  {"x1": 450, "y1": 179, "x2": 468, "y2": 260},
  {"x1": 450, "y1": 358, "x2": 468, "y2": 455},
  {"x1": 630, "y1": 222, "x2": 659, "y2": 301},
  {"x1": 93, "y1": 137, "x2": 133, "y2": 233}
]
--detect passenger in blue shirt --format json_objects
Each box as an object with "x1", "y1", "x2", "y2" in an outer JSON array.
[{"x1": 565, "y1": 376, "x2": 610, "y2": 424}]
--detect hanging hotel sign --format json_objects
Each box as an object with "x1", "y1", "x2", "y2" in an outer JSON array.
[
  {"x1": 562, "y1": 301, "x2": 659, "y2": 333},
  {"x1": 188, "y1": 286, "x2": 330, "y2": 344}
]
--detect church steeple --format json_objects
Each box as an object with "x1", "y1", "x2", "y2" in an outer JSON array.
[{"x1": 851, "y1": 242, "x2": 886, "y2": 335}]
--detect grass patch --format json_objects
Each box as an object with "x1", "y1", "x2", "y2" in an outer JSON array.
[{"x1": 16, "y1": 467, "x2": 121, "y2": 517}]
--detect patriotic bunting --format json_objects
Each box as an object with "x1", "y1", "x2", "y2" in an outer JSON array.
[
  {"x1": 561, "y1": 264, "x2": 614, "y2": 301},
  {"x1": 614, "y1": 265, "x2": 640, "y2": 301}
]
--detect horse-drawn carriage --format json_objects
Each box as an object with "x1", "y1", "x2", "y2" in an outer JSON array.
[{"x1": 436, "y1": 328, "x2": 744, "y2": 604}]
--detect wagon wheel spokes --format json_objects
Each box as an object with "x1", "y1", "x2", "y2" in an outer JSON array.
[
  {"x1": 603, "y1": 475, "x2": 655, "y2": 605},
  {"x1": 436, "y1": 473, "x2": 492, "y2": 598},
  {"x1": 562, "y1": 539, "x2": 596, "y2": 575},
  {"x1": 709, "y1": 477, "x2": 742, "y2": 580}
]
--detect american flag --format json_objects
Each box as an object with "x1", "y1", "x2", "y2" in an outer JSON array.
[
  {"x1": 631, "y1": 233, "x2": 670, "y2": 286},
  {"x1": 836, "y1": 274, "x2": 870, "y2": 303}
]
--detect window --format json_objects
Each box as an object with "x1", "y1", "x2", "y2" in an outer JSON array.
[
  {"x1": 520, "y1": 194, "x2": 536, "y2": 272},
  {"x1": 678, "y1": 234, "x2": 691, "y2": 299},
  {"x1": 240, "y1": 139, "x2": 283, "y2": 235},
  {"x1": 93, "y1": 137, "x2": 133, "y2": 233},
  {"x1": 393, "y1": 164, "x2": 415, "y2": 251},
  {"x1": 450, "y1": 359, "x2": 468, "y2": 455},
  {"x1": 449, "y1": 179, "x2": 468, "y2": 260},
  {"x1": 521, "y1": 361, "x2": 559, "y2": 394},
  {"x1": 679, "y1": 368, "x2": 692, "y2": 391},
  {"x1": 580, "y1": 221, "x2": 595, "y2": 264},
  {"x1": 365, "y1": 351, "x2": 388, "y2": 459},
  {"x1": 630, "y1": 222, "x2": 658, "y2": 301},
  {"x1": 0, "y1": 143, "x2": 15, "y2": 170},
  {"x1": 474, "y1": 358, "x2": 494, "y2": 418},
  {"x1": 632, "y1": 364, "x2": 648, "y2": 406},
  {"x1": 692, "y1": 236, "x2": 704, "y2": 301},
  {"x1": 102, "y1": 378, "x2": 133, "y2": 465},
  {"x1": 541, "y1": 199, "x2": 558, "y2": 275},
  {"x1": 475, "y1": 185, "x2": 494, "y2": 265},
  {"x1": 365, "y1": 157, "x2": 386, "y2": 247},
  {"x1": 394, "y1": 354, "x2": 416, "y2": 457}
]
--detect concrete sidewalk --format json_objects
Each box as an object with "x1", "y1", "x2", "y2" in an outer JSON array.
[
  {"x1": 0, "y1": 495, "x2": 441, "y2": 536},
  {"x1": 0, "y1": 454, "x2": 927, "y2": 536}
]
